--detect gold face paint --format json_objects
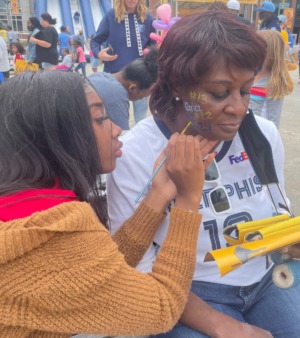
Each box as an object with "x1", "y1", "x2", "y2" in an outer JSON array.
[
  {"x1": 189, "y1": 91, "x2": 207, "y2": 104},
  {"x1": 183, "y1": 91, "x2": 213, "y2": 131}
]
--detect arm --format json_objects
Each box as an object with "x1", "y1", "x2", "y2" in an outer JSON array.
[
  {"x1": 15, "y1": 135, "x2": 207, "y2": 336},
  {"x1": 179, "y1": 293, "x2": 273, "y2": 338},
  {"x1": 90, "y1": 14, "x2": 110, "y2": 59},
  {"x1": 111, "y1": 136, "x2": 217, "y2": 267},
  {"x1": 30, "y1": 37, "x2": 51, "y2": 48},
  {"x1": 29, "y1": 28, "x2": 54, "y2": 49}
]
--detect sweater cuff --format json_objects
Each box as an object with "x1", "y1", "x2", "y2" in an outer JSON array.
[
  {"x1": 121, "y1": 200, "x2": 166, "y2": 240},
  {"x1": 167, "y1": 207, "x2": 202, "y2": 244}
]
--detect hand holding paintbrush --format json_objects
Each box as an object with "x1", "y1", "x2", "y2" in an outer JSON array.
[{"x1": 138, "y1": 122, "x2": 219, "y2": 212}]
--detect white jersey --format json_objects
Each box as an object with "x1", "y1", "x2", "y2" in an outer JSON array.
[{"x1": 107, "y1": 115, "x2": 288, "y2": 286}]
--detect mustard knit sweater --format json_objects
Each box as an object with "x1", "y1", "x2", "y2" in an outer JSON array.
[{"x1": 0, "y1": 200, "x2": 201, "y2": 338}]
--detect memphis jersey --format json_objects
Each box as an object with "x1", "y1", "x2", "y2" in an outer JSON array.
[{"x1": 107, "y1": 115, "x2": 286, "y2": 286}]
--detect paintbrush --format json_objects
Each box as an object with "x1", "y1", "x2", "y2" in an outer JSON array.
[{"x1": 135, "y1": 120, "x2": 192, "y2": 203}]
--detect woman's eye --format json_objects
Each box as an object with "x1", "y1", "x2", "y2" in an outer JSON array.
[
  {"x1": 211, "y1": 90, "x2": 230, "y2": 100},
  {"x1": 96, "y1": 116, "x2": 109, "y2": 124},
  {"x1": 241, "y1": 90, "x2": 250, "y2": 96}
]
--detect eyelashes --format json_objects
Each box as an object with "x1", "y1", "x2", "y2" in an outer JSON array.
[
  {"x1": 211, "y1": 90, "x2": 250, "y2": 100},
  {"x1": 96, "y1": 116, "x2": 110, "y2": 124}
]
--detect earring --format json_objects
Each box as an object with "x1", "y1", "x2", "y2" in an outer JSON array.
[{"x1": 175, "y1": 97, "x2": 181, "y2": 101}]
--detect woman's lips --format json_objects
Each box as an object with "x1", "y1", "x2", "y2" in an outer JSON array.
[
  {"x1": 115, "y1": 141, "x2": 123, "y2": 157},
  {"x1": 218, "y1": 122, "x2": 241, "y2": 133}
]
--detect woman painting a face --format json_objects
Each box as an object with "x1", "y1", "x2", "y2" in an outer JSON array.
[{"x1": 0, "y1": 70, "x2": 217, "y2": 337}]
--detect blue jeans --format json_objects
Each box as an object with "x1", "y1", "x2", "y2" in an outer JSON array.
[
  {"x1": 133, "y1": 97, "x2": 148, "y2": 124},
  {"x1": 75, "y1": 62, "x2": 86, "y2": 77},
  {"x1": 154, "y1": 267, "x2": 300, "y2": 338},
  {"x1": 41, "y1": 62, "x2": 56, "y2": 69}
]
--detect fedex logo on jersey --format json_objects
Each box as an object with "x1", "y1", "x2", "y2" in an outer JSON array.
[{"x1": 229, "y1": 151, "x2": 249, "y2": 165}]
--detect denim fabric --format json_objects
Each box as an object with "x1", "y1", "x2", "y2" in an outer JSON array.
[
  {"x1": 154, "y1": 267, "x2": 300, "y2": 338},
  {"x1": 75, "y1": 62, "x2": 87, "y2": 77},
  {"x1": 133, "y1": 97, "x2": 148, "y2": 124},
  {"x1": 41, "y1": 62, "x2": 56, "y2": 69},
  {"x1": 27, "y1": 28, "x2": 40, "y2": 63}
]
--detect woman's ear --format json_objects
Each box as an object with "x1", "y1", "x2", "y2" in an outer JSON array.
[
  {"x1": 172, "y1": 88, "x2": 182, "y2": 101},
  {"x1": 128, "y1": 83, "x2": 137, "y2": 93}
]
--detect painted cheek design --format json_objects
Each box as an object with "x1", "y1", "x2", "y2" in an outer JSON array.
[
  {"x1": 183, "y1": 102, "x2": 212, "y2": 131},
  {"x1": 183, "y1": 91, "x2": 213, "y2": 131},
  {"x1": 189, "y1": 91, "x2": 207, "y2": 104}
]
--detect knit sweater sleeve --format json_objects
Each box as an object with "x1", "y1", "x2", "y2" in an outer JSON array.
[
  {"x1": 112, "y1": 200, "x2": 166, "y2": 267},
  {"x1": 1, "y1": 203, "x2": 201, "y2": 337}
]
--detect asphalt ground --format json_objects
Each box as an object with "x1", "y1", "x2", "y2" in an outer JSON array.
[{"x1": 279, "y1": 67, "x2": 300, "y2": 216}]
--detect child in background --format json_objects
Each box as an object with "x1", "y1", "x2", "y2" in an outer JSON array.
[
  {"x1": 250, "y1": 30, "x2": 293, "y2": 128},
  {"x1": 10, "y1": 42, "x2": 25, "y2": 65},
  {"x1": 74, "y1": 40, "x2": 86, "y2": 77},
  {"x1": 55, "y1": 48, "x2": 72, "y2": 70}
]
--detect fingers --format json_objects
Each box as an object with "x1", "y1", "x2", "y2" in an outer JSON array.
[
  {"x1": 167, "y1": 133, "x2": 217, "y2": 164},
  {"x1": 203, "y1": 152, "x2": 217, "y2": 170},
  {"x1": 195, "y1": 136, "x2": 220, "y2": 158},
  {"x1": 98, "y1": 47, "x2": 118, "y2": 61},
  {"x1": 280, "y1": 244, "x2": 300, "y2": 259}
]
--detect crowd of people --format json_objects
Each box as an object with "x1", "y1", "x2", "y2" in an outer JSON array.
[{"x1": 0, "y1": 1, "x2": 300, "y2": 338}]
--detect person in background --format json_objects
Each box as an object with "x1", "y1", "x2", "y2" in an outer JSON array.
[
  {"x1": 278, "y1": 15, "x2": 294, "y2": 49},
  {"x1": 75, "y1": 29, "x2": 89, "y2": 51},
  {"x1": 10, "y1": 41, "x2": 25, "y2": 67},
  {"x1": 0, "y1": 35, "x2": 10, "y2": 82},
  {"x1": 58, "y1": 25, "x2": 71, "y2": 59},
  {"x1": 66, "y1": 25, "x2": 75, "y2": 55},
  {"x1": 74, "y1": 11, "x2": 81, "y2": 24},
  {"x1": 250, "y1": 30, "x2": 293, "y2": 129},
  {"x1": 256, "y1": 2, "x2": 281, "y2": 31},
  {"x1": 91, "y1": 0, "x2": 155, "y2": 126},
  {"x1": 74, "y1": 39, "x2": 87, "y2": 77},
  {"x1": 0, "y1": 23, "x2": 8, "y2": 43},
  {"x1": 26, "y1": 17, "x2": 42, "y2": 64},
  {"x1": 6, "y1": 25, "x2": 19, "y2": 43},
  {"x1": 53, "y1": 48, "x2": 72, "y2": 70},
  {"x1": 226, "y1": 0, "x2": 252, "y2": 25},
  {"x1": 30, "y1": 13, "x2": 58, "y2": 69},
  {"x1": 0, "y1": 70, "x2": 217, "y2": 337},
  {"x1": 89, "y1": 48, "x2": 159, "y2": 130},
  {"x1": 107, "y1": 11, "x2": 300, "y2": 338}
]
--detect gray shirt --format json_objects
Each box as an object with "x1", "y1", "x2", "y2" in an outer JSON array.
[
  {"x1": 249, "y1": 76, "x2": 284, "y2": 129},
  {"x1": 7, "y1": 30, "x2": 18, "y2": 43},
  {"x1": 88, "y1": 72, "x2": 130, "y2": 130}
]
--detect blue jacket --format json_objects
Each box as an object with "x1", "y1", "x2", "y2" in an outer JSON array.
[
  {"x1": 259, "y1": 15, "x2": 281, "y2": 32},
  {"x1": 91, "y1": 9, "x2": 155, "y2": 73},
  {"x1": 26, "y1": 28, "x2": 40, "y2": 63}
]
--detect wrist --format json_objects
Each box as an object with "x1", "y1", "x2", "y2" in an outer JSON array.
[
  {"x1": 175, "y1": 194, "x2": 201, "y2": 213},
  {"x1": 145, "y1": 188, "x2": 170, "y2": 214}
]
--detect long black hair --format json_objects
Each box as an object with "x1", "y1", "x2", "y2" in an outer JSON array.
[
  {"x1": 41, "y1": 12, "x2": 57, "y2": 25},
  {"x1": 0, "y1": 71, "x2": 107, "y2": 224},
  {"x1": 28, "y1": 16, "x2": 42, "y2": 30}
]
